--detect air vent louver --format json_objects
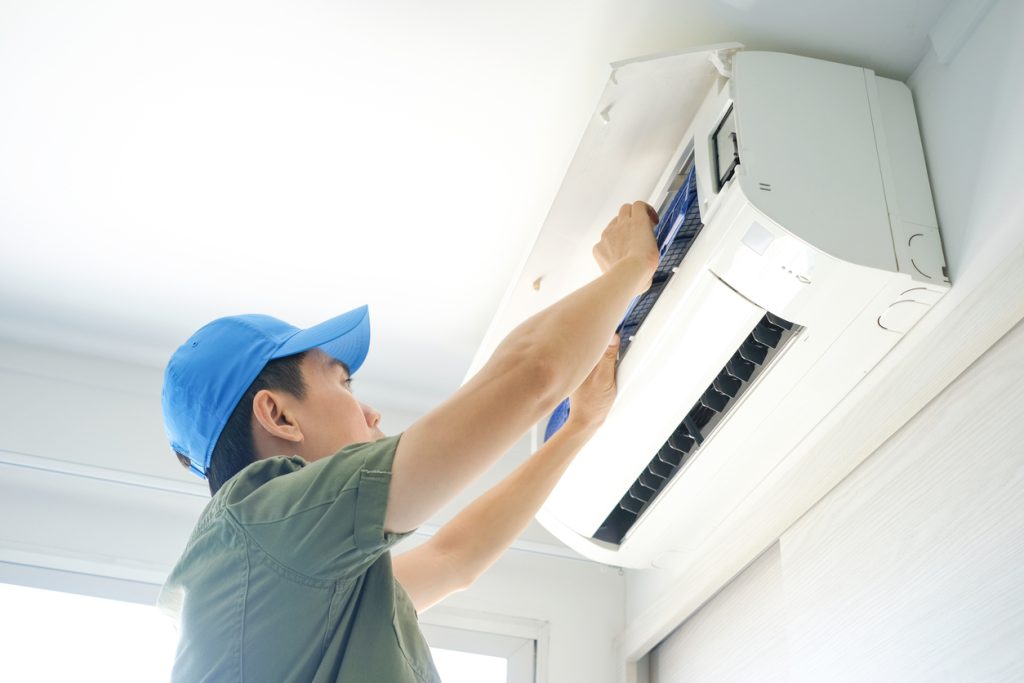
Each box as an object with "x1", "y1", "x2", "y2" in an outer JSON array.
[{"x1": 592, "y1": 312, "x2": 801, "y2": 545}]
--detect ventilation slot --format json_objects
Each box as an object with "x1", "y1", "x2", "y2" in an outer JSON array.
[{"x1": 592, "y1": 312, "x2": 801, "y2": 546}]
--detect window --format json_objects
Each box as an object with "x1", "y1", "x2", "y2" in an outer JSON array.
[
  {"x1": 430, "y1": 647, "x2": 508, "y2": 682},
  {"x1": 0, "y1": 582, "x2": 177, "y2": 682},
  {"x1": 0, "y1": 581, "x2": 542, "y2": 682},
  {"x1": 420, "y1": 612, "x2": 543, "y2": 683}
]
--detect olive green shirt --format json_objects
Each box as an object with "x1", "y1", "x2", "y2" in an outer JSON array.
[{"x1": 158, "y1": 434, "x2": 441, "y2": 682}]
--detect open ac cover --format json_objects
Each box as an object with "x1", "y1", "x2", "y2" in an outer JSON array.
[{"x1": 468, "y1": 45, "x2": 949, "y2": 569}]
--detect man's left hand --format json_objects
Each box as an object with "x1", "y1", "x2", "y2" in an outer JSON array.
[{"x1": 565, "y1": 334, "x2": 620, "y2": 432}]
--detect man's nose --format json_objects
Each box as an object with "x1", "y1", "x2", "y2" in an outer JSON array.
[{"x1": 360, "y1": 402, "x2": 381, "y2": 429}]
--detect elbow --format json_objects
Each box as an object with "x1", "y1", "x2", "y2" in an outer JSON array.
[
  {"x1": 453, "y1": 560, "x2": 489, "y2": 593},
  {"x1": 526, "y1": 349, "x2": 563, "y2": 408},
  {"x1": 434, "y1": 541, "x2": 483, "y2": 593},
  {"x1": 497, "y1": 343, "x2": 564, "y2": 416},
  {"x1": 452, "y1": 571, "x2": 476, "y2": 594}
]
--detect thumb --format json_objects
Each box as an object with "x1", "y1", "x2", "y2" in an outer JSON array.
[{"x1": 604, "y1": 333, "x2": 621, "y2": 357}]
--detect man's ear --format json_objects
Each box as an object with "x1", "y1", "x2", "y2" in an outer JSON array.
[{"x1": 251, "y1": 389, "x2": 304, "y2": 445}]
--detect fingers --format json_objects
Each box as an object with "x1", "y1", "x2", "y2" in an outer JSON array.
[
  {"x1": 597, "y1": 200, "x2": 662, "y2": 283},
  {"x1": 631, "y1": 201, "x2": 658, "y2": 226},
  {"x1": 619, "y1": 201, "x2": 659, "y2": 225},
  {"x1": 595, "y1": 335, "x2": 620, "y2": 379},
  {"x1": 584, "y1": 335, "x2": 619, "y2": 382}
]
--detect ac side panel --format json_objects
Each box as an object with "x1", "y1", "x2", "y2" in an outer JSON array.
[
  {"x1": 732, "y1": 52, "x2": 896, "y2": 273},
  {"x1": 869, "y1": 76, "x2": 949, "y2": 287},
  {"x1": 872, "y1": 77, "x2": 938, "y2": 230}
]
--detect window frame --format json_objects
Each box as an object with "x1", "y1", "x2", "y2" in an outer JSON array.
[{"x1": 419, "y1": 606, "x2": 549, "y2": 683}]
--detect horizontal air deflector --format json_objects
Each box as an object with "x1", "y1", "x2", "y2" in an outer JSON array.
[{"x1": 592, "y1": 312, "x2": 800, "y2": 545}]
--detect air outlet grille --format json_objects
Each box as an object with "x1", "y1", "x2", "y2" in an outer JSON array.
[{"x1": 592, "y1": 312, "x2": 801, "y2": 545}]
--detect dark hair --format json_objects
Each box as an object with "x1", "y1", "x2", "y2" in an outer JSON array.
[{"x1": 173, "y1": 351, "x2": 310, "y2": 496}]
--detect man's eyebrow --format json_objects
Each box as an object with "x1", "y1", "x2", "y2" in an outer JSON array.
[{"x1": 327, "y1": 357, "x2": 351, "y2": 377}]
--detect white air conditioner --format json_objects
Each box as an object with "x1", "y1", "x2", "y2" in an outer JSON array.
[{"x1": 467, "y1": 46, "x2": 949, "y2": 568}]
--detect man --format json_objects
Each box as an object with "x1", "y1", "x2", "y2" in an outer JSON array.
[{"x1": 158, "y1": 201, "x2": 661, "y2": 681}]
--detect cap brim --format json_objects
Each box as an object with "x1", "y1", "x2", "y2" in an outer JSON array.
[{"x1": 272, "y1": 305, "x2": 371, "y2": 373}]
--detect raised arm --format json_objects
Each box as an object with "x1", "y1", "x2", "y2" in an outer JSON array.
[
  {"x1": 393, "y1": 336, "x2": 620, "y2": 613},
  {"x1": 383, "y1": 201, "x2": 659, "y2": 534}
]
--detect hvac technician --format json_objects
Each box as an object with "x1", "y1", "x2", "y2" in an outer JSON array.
[{"x1": 157, "y1": 201, "x2": 661, "y2": 682}]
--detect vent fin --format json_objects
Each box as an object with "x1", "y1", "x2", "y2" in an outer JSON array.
[{"x1": 592, "y1": 312, "x2": 801, "y2": 545}]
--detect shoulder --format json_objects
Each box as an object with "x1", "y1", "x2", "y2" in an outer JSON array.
[
  {"x1": 220, "y1": 436, "x2": 405, "y2": 524},
  {"x1": 217, "y1": 455, "x2": 309, "y2": 505}
]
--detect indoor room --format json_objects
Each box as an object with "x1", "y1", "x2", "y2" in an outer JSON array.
[{"x1": 1, "y1": 1, "x2": 1021, "y2": 681}]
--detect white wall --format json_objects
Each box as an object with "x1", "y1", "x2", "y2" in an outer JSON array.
[
  {"x1": 648, "y1": 317, "x2": 1024, "y2": 681},
  {"x1": 0, "y1": 340, "x2": 207, "y2": 589},
  {"x1": 649, "y1": 543, "x2": 789, "y2": 682},
  {"x1": 625, "y1": 0, "x2": 1024, "y2": 669},
  {"x1": 0, "y1": 338, "x2": 624, "y2": 682}
]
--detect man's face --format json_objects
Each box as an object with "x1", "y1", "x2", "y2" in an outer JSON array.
[{"x1": 291, "y1": 348, "x2": 385, "y2": 462}]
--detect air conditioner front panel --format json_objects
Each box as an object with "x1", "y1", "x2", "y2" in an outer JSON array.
[{"x1": 732, "y1": 51, "x2": 895, "y2": 273}]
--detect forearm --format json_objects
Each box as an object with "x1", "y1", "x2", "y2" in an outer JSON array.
[
  {"x1": 386, "y1": 258, "x2": 649, "y2": 533},
  {"x1": 428, "y1": 420, "x2": 597, "y2": 585},
  {"x1": 393, "y1": 336, "x2": 620, "y2": 612},
  {"x1": 492, "y1": 255, "x2": 649, "y2": 405}
]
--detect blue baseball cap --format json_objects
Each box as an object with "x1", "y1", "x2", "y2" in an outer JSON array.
[{"x1": 161, "y1": 305, "x2": 371, "y2": 478}]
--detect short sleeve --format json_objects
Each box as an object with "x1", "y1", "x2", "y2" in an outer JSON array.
[{"x1": 227, "y1": 433, "x2": 413, "y2": 580}]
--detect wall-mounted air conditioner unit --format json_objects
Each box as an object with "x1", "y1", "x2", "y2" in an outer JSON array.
[{"x1": 467, "y1": 45, "x2": 948, "y2": 568}]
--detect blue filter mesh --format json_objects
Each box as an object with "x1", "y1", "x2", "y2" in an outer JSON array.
[
  {"x1": 544, "y1": 398, "x2": 571, "y2": 442},
  {"x1": 617, "y1": 166, "x2": 701, "y2": 359},
  {"x1": 543, "y1": 165, "x2": 704, "y2": 443}
]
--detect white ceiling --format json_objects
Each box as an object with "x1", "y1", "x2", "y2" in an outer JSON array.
[{"x1": 0, "y1": 0, "x2": 951, "y2": 414}]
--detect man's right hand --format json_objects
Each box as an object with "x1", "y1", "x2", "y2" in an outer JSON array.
[{"x1": 593, "y1": 200, "x2": 661, "y2": 295}]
